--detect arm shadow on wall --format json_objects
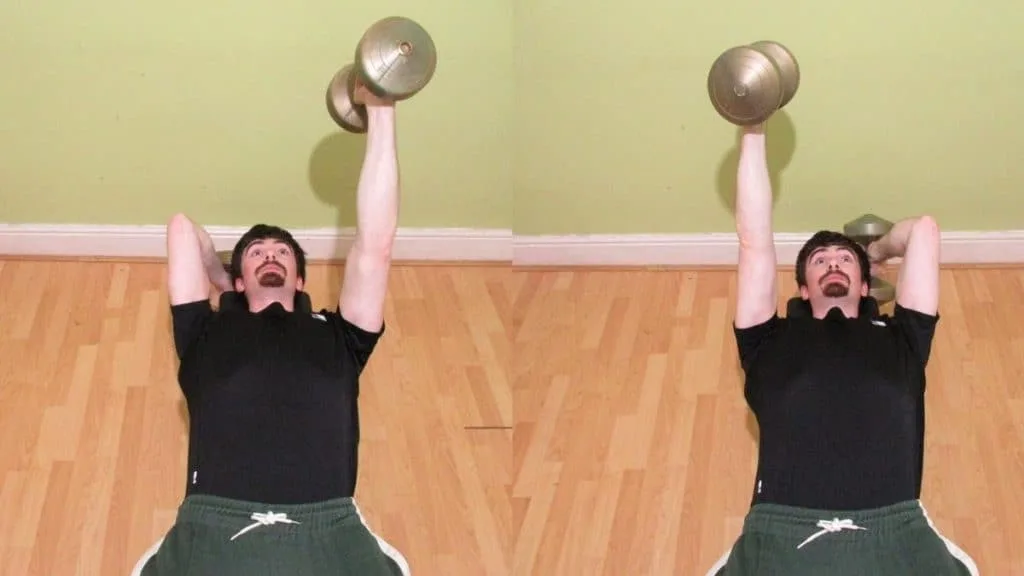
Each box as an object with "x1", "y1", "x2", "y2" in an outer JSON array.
[
  {"x1": 307, "y1": 130, "x2": 366, "y2": 300},
  {"x1": 714, "y1": 110, "x2": 798, "y2": 213}
]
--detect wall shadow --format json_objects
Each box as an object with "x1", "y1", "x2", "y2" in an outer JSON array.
[
  {"x1": 307, "y1": 129, "x2": 366, "y2": 299},
  {"x1": 715, "y1": 110, "x2": 798, "y2": 213},
  {"x1": 308, "y1": 131, "x2": 366, "y2": 225}
]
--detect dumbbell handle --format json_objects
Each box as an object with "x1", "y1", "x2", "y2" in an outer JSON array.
[
  {"x1": 216, "y1": 250, "x2": 232, "y2": 273},
  {"x1": 869, "y1": 275, "x2": 896, "y2": 304}
]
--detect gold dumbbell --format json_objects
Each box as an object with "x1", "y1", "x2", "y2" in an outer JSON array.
[
  {"x1": 843, "y1": 214, "x2": 896, "y2": 304},
  {"x1": 707, "y1": 40, "x2": 800, "y2": 126}
]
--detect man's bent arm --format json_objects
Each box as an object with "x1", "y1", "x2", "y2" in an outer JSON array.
[
  {"x1": 868, "y1": 216, "x2": 940, "y2": 316},
  {"x1": 338, "y1": 106, "x2": 399, "y2": 333},
  {"x1": 734, "y1": 125, "x2": 778, "y2": 329},
  {"x1": 167, "y1": 214, "x2": 231, "y2": 305}
]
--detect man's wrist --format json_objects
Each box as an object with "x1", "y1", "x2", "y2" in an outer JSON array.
[
  {"x1": 366, "y1": 104, "x2": 395, "y2": 116},
  {"x1": 866, "y1": 240, "x2": 886, "y2": 262}
]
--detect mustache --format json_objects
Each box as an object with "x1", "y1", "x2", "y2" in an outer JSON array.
[
  {"x1": 256, "y1": 261, "x2": 285, "y2": 275},
  {"x1": 820, "y1": 270, "x2": 849, "y2": 284}
]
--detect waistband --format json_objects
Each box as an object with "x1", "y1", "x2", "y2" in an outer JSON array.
[
  {"x1": 743, "y1": 499, "x2": 927, "y2": 540},
  {"x1": 176, "y1": 493, "x2": 360, "y2": 533}
]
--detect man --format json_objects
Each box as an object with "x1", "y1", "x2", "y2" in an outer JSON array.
[
  {"x1": 131, "y1": 80, "x2": 410, "y2": 575},
  {"x1": 706, "y1": 123, "x2": 979, "y2": 575}
]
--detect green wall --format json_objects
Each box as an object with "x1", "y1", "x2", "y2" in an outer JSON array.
[
  {"x1": 2, "y1": 1, "x2": 1021, "y2": 234},
  {"x1": 0, "y1": 1, "x2": 513, "y2": 230},
  {"x1": 514, "y1": 0, "x2": 1024, "y2": 234}
]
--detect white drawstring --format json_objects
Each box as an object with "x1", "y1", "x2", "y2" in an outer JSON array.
[
  {"x1": 230, "y1": 511, "x2": 301, "y2": 541},
  {"x1": 796, "y1": 518, "x2": 867, "y2": 549}
]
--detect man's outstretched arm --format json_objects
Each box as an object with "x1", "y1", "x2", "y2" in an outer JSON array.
[
  {"x1": 338, "y1": 88, "x2": 399, "y2": 333},
  {"x1": 734, "y1": 124, "x2": 779, "y2": 329}
]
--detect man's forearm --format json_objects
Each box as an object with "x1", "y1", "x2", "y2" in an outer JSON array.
[
  {"x1": 867, "y1": 217, "x2": 926, "y2": 261},
  {"x1": 190, "y1": 218, "x2": 232, "y2": 286},
  {"x1": 735, "y1": 127, "x2": 774, "y2": 248},
  {"x1": 353, "y1": 107, "x2": 400, "y2": 253}
]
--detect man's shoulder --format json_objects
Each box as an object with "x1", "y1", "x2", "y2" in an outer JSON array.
[
  {"x1": 309, "y1": 309, "x2": 332, "y2": 322},
  {"x1": 296, "y1": 309, "x2": 351, "y2": 338},
  {"x1": 170, "y1": 299, "x2": 213, "y2": 313},
  {"x1": 866, "y1": 315, "x2": 892, "y2": 328},
  {"x1": 871, "y1": 304, "x2": 939, "y2": 328}
]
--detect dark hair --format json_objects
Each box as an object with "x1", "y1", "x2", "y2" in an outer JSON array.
[
  {"x1": 794, "y1": 230, "x2": 871, "y2": 288},
  {"x1": 229, "y1": 224, "x2": 307, "y2": 283}
]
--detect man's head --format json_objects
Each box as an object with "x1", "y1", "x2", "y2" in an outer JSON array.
[
  {"x1": 795, "y1": 230, "x2": 871, "y2": 315},
  {"x1": 229, "y1": 224, "x2": 307, "y2": 306}
]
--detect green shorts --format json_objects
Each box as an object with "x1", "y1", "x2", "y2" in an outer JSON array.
[
  {"x1": 706, "y1": 499, "x2": 978, "y2": 576},
  {"x1": 131, "y1": 494, "x2": 410, "y2": 576}
]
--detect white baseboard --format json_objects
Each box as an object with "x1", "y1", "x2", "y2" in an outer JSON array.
[
  {"x1": 512, "y1": 230, "x2": 1024, "y2": 266},
  {"x1": 3, "y1": 224, "x2": 1023, "y2": 267},
  {"x1": 0, "y1": 224, "x2": 513, "y2": 262}
]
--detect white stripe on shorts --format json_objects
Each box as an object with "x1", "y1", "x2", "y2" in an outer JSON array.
[
  {"x1": 352, "y1": 498, "x2": 413, "y2": 576},
  {"x1": 703, "y1": 500, "x2": 981, "y2": 576},
  {"x1": 130, "y1": 537, "x2": 164, "y2": 576},
  {"x1": 918, "y1": 501, "x2": 980, "y2": 576},
  {"x1": 704, "y1": 547, "x2": 731, "y2": 576},
  {"x1": 129, "y1": 501, "x2": 412, "y2": 576}
]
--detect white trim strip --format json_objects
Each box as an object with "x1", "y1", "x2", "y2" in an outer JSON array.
[
  {"x1": 513, "y1": 230, "x2": 1024, "y2": 266},
  {"x1": 918, "y1": 501, "x2": 980, "y2": 576},
  {"x1": 0, "y1": 224, "x2": 512, "y2": 263},
  {"x1": 4, "y1": 224, "x2": 1024, "y2": 267},
  {"x1": 704, "y1": 547, "x2": 732, "y2": 576},
  {"x1": 352, "y1": 499, "x2": 412, "y2": 576},
  {"x1": 129, "y1": 537, "x2": 163, "y2": 576}
]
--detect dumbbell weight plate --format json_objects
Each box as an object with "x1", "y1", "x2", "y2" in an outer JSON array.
[
  {"x1": 843, "y1": 214, "x2": 894, "y2": 246},
  {"x1": 707, "y1": 45, "x2": 784, "y2": 126},
  {"x1": 870, "y1": 276, "x2": 896, "y2": 304},
  {"x1": 326, "y1": 64, "x2": 369, "y2": 134},
  {"x1": 749, "y1": 41, "x2": 800, "y2": 108},
  {"x1": 354, "y1": 16, "x2": 438, "y2": 101},
  {"x1": 217, "y1": 250, "x2": 232, "y2": 273}
]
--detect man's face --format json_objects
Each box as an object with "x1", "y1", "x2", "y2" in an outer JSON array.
[
  {"x1": 799, "y1": 244, "x2": 868, "y2": 302},
  {"x1": 234, "y1": 238, "x2": 304, "y2": 295}
]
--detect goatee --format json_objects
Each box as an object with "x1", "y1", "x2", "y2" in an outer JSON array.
[
  {"x1": 820, "y1": 271, "x2": 850, "y2": 298},
  {"x1": 258, "y1": 272, "x2": 285, "y2": 287},
  {"x1": 822, "y1": 282, "x2": 849, "y2": 297}
]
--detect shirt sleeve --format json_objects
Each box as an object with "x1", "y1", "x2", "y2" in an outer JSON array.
[
  {"x1": 890, "y1": 303, "x2": 940, "y2": 367},
  {"x1": 327, "y1": 308, "x2": 386, "y2": 374},
  {"x1": 169, "y1": 299, "x2": 214, "y2": 360},
  {"x1": 733, "y1": 314, "x2": 783, "y2": 372}
]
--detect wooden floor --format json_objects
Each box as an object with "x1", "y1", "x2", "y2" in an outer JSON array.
[
  {"x1": 2, "y1": 260, "x2": 1023, "y2": 575},
  {"x1": 512, "y1": 267, "x2": 1024, "y2": 575},
  {"x1": 0, "y1": 260, "x2": 512, "y2": 576}
]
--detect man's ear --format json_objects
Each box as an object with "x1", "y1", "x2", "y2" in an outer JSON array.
[{"x1": 799, "y1": 285, "x2": 810, "y2": 300}]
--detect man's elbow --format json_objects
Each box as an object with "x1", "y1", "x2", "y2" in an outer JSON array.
[
  {"x1": 911, "y1": 215, "x2": 940, "y2": 247},
  {"x1": 166, "y1": 213, "x2": 194, "y2": 238},
  {"x1": 166, "y1": 214, "x2": 199, "y2": 259}
]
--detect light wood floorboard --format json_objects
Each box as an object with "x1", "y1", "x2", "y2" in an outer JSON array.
[
  {"x1": 0, "y1": 260, "x2": 512, "y2": 576},
  {"x1": 513, "y1": 267, "x2": 1024, "y2": 575},
  {"x1": 2, "y1": 261, "x2": 1022, "y2": 574}
]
